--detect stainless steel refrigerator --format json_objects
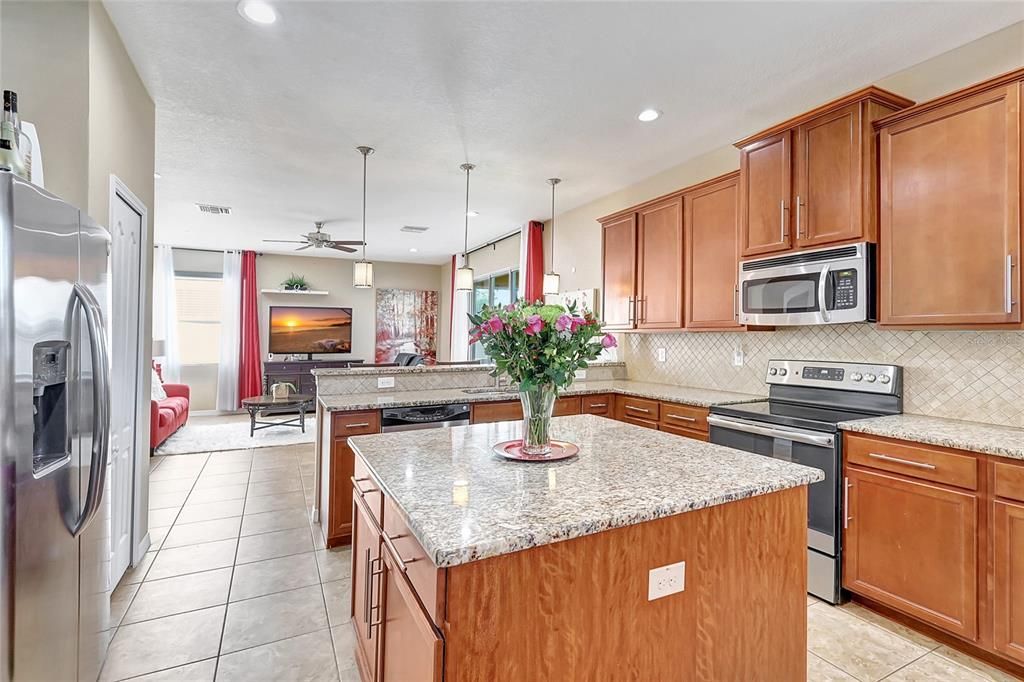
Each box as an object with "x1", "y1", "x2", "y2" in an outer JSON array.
[{"x1": 1, "y1": 170, "x2": 112, "y2": 681}]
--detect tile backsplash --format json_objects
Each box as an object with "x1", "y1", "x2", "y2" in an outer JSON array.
[{"x1": 622, "y1": 326, "x2": 1024, "y2": 428}]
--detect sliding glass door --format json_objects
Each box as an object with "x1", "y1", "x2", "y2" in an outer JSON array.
[{"x1": 472, "y1": 269, "x2": 519, "y2": 360}]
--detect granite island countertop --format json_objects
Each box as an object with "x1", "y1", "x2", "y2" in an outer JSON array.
[
  {"x1": 318, "y1": 379, "x2": 763, "y2": 412},
  {"x1": 348, "y1": 414, "x2": 824, "y2": 567},
  {"x1": 839, "y1": 413, "x2": 1024, "y2": 461}
]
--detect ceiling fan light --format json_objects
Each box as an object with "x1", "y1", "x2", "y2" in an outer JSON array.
[
  {"x1": 455, "y1": 266, "x2": 475, "y2": 292},
  {"x1": 543, "y1": 272, "x2": 561, "y2": 296},
  {"x1": 353, "y1": 260, "x2": 374, "y2": 289}
]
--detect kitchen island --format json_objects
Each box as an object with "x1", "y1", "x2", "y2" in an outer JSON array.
[{"x1": 346, "y1": 414, "x2": 823, "y2": 682}]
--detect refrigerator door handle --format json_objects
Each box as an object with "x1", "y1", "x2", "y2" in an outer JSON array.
[{"x1": 66, "y1": 283, "x2": 110, "y2": 538}]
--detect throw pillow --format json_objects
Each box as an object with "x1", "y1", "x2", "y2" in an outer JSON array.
[{"x1": 151, "y1": 368, "x2": 167, "y2": 401}]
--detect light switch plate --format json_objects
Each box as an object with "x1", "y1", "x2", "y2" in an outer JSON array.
[
  {"x1": 648, "y1": 561, "x2": 685, "y2": 600},
  {"x1": 574, "y1": 369, "x2": 587, "y2": 380},
  {"x1": 377, "y1": 376, "x2": 395, "y2": 389},
  {"x1": 656, "y1": 348, "x2": 667, "y2": 363},
  {"x1": 732, "y1": 348, "x2": 744, "y2": 367}
]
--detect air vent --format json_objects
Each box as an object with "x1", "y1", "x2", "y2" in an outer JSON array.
[
  {"x1": 742, "y1": 245, "x2": 860, "y2": 272},
  {"x1": 196, "y1": 203, "x2": 232, "y2": 215},
  {"x1": 400, "y1": 225, "x2": 430, "y2": 233}
]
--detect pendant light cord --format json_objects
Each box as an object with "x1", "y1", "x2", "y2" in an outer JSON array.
[
  {"x1": 361, "y1": 150, "x2": 367, "y2": 261},
  {"x1": 460, "y1": 163, "x2": 475, "y2": 259},
  {"x1": 550, "y1": 181, "x2": 556, "y2": 267}
]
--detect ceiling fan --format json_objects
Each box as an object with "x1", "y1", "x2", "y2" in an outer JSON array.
[{"x1": 262, "y1": 221, "x2": 364, "y2": 252}]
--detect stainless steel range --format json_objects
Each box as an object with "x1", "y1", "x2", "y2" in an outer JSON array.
[{"x1": 708, "y1": 359, "x2": 903, "y2": 604}]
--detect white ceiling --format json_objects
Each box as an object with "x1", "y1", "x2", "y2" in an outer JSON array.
[{"x1": 105, "y1": 1, "x2": 1024, "y2": 265}]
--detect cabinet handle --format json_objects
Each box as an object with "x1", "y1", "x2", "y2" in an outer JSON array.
[
  {"x1": 867, "y1": 452, "x2": 936, "y2": 470},
  {"x1": 666, "y1": 414, "x2": 696, "y2": 422},
  {"x1": 625, "y1": 405, "x2": 650, "y2": 414},
  {"x1": 382, "y1": 532, "x2": 420, "y2": 573},
  {"x1": 627, "y1": 296, "x2": 636, "y2": 326},
  {"x1": 641, "y1": 297, "x2": 648, "y2": 324},
  {"x1": 353, "y1": 476, "x2": 379, "y2": 495},
  {"x1": 1007, "y1": 254, "x2": 1016, "y2": 314},
  {"x1": 362, "y1": 547, "x2": 371, "y2": 628},
  {"x1": 588, "y1": 403, "x2": 607, "y2": 409},
  {"x1": 366, "y1": 556, "x2": 383, "y2": 639},
  {"x1": 346, "y1": 422, "x2": 371, "y2": 429},
  {"x1": 795, "y1": 195, "x2": 803, "y2": 238},
  {"x1": 780, "y1": 200, "x2": 788, "y2": 240},
  {"x1": 843, "y1": 477, "x2": 851, "y2": 529},
  {"x1": 734, "y1": 286, "x2": 739, "y2": 320}
]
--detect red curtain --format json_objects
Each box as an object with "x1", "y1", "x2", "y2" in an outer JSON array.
[
  {"x1": 239, "y1": 250, "x2": 262, "y2": 400},
  {"x1": 523, "y1": 220, "x2": 544, "y2": 303}
]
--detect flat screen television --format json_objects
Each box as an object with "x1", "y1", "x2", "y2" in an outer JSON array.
[{"x1": 269, "y1": 305, "x2": 353, "y2": 355}]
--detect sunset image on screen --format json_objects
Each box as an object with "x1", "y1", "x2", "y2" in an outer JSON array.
[{"x1": 269, "y1": 306, "x2": 352, "y2": 354}]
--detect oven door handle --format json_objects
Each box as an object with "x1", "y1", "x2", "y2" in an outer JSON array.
[{"x1": 707, "y1": 415, "x2": 835, "y2": 447}]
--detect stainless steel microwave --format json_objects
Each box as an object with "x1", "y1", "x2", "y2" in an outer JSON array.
[{"x1": 738, "y1": 242, "x2": 875, "y2": 326}]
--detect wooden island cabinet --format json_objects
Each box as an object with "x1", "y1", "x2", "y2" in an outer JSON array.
[
  {"x1": 843, "y1": 432, "x2": 1024, "y2": 675},
  {"x1": 319, "y1": 409, "x2": 381, "y2": 547}
]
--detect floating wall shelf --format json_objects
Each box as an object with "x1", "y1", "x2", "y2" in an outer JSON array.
[{"x1": 259, "y1": 289, "x2": 330, "y2": 296}]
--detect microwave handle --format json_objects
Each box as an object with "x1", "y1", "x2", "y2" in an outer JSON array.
[{"x1": 818, "y1": 264, "x2": 831, "y2": 322}]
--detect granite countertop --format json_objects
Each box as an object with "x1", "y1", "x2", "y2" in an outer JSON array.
[
  {"x1": 317, "y1": 379, "x2": 763, "y2": 412},
  {"x1": 348, "y1": 414, "x2": 824, "y2": 567},
  {"x1": 839, "y1": 414, "x2": 1024, "y2": 461}
]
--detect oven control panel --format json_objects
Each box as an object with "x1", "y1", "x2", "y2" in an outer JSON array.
[{"x1": 765, "y1": 360, "x2": 901, "y2": 395}]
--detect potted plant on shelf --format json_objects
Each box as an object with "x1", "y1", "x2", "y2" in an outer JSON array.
[
  {"x1": 281, "y1": 274, "x2": 310, "y2": 291},
  {"x1": 469, "y1": 300, "x2": 616, "y2": 457}
]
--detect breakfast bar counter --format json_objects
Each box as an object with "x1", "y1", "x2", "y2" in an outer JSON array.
[{"x1": 345, "y1": 415, "x2": 822, "y2": 682}]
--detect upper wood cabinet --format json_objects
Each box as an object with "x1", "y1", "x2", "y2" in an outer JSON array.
[
  {"x1": 637, "y1": 196, "x2": 684, "y2": 329},
  {"x1": 877, "y1": 73, "x2": 1023, "y2": 328},
  {"x1": 736, "y1": 87, "x2": 912, "y2": 258},
  {"x1": 684, "y1": 172, "x2": 742, "y2": 329},
  {"x1": 601, "y1": 196, "x2": 684, "y2": 331},
  {"x1": 739, "y1": 131, "x2": 792, "y2": 256},
  {"x1": 600, "y1": 214, "x2": 637, "y2": 329}
]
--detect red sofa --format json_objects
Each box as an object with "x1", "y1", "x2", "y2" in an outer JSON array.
[{"x1": 151, "y1": 370, "x2": 190, "y2": 450}]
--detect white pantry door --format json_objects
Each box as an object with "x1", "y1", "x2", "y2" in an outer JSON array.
[{"x1": 108, "y1": 187, "x2": 145, "y2": 586}]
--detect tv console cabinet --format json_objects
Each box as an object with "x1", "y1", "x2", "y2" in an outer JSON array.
[{"x1": 263, "y1": 359, "x2": 365, "y2": 397}]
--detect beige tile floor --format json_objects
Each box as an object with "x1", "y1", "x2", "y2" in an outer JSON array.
[{"x1": 103, "y1": 432, "x2": 1020, "y2": 681}]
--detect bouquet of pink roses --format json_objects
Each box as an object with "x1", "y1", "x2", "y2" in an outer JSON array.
[{"x1": 468, "y1": 300, "x2": 616, "y2": 392}]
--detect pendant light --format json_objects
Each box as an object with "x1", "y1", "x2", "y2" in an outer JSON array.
[
  {"x1": 543, "y1": 177, "x2": 562, "y2": 296},
  {"x1": 455, "y1": 163, "x2": 476, "y2": 292},
  {"x1": 352, "y1": 146, "x2": 375, "y2": 289}
]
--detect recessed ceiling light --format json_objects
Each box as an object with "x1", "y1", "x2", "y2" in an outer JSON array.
[
  {"x1": 637, "y1": 108, "x2": 661, "y2": 122},
  {"x1": 237, "y1": 0, "x2": 277, "y2": 25},
  {"x1": 153, "y1": 172, "x2": 162, "y2": 179},
  {"x1": 409, "y1": 247, "x2": 418, "y2": 253},
  {"x1": 466, "y1": 210, "x2": 479, "y2": 217}
]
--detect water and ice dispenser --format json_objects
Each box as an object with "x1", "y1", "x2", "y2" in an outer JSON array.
[{"x1": 32, "y1": 340, "x2": 70, "y2": 473}]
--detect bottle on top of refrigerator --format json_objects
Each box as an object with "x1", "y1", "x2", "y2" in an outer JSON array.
[{"x1": 2, "y1": 90, "x2": 30, "y2": 180}]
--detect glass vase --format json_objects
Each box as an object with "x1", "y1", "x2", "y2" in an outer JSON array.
[{"x1": 519, "y1": 383, "x2": 557, "y2": 455}]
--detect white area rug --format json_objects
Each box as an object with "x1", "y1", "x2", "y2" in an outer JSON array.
[{"x1": 156, "y1": 417, "x2": 317, "y2": 454}]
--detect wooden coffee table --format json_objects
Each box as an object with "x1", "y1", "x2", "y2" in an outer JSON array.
[{"x1": 241, "y1": 393, "x2": 315, "y2": 437}]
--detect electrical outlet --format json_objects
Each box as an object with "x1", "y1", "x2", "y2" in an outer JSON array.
[
  {"x1": 656, "y1": 347, "x2": 667, "y2": 363},
  {"x1": 648, "y1": 561, "x2": 685, "y2": 600},
  {"x1": 574, "y1": 369, "x2": 587, "y2": 381},
  {"x1": 732, "y1": 348, "x2": 744, "y2": 367},
  {"x1": 377, "y1": 376, "x2": 395, "y2": 389}
]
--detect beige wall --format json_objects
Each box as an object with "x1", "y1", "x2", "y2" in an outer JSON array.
[
  {"x1": 547, "y1": 21, "x2": 1024, "y2": 295},
  {"x1": 0, "y1": 1, "x2": 91, "y2": 208},
  {"x1": 257, "y1": 254, "x2": 444, "y2": 364}
]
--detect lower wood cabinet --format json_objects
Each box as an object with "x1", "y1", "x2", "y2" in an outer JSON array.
[
  {"x1": 323, "y1": 410, "x2": 381, "y2": 547},
  {"x1": 379, "y1": 545, "x2": 444, "y2": 682},
  {"x1": 351, "y1": 489, "x2": 382, "y2": 682},
  {"x1": 842, "y1": 433, "x2": 1024, "y2": 674},
  {"x1": 843, "y1": 465, "x2": 978, "y2": 640},
  {"x1": 993, "y1": 459, "x2": 1024, "y2": 665},
  {"x1": 470, "y1": 397, "x2": 581, "y2": 424}
]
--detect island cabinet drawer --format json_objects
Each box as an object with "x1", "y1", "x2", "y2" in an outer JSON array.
[
  {"x1": 658, "y1": 402, "x2": 709, "y2": 433},
  {"x1": 332, "y1": 410, "x2": 382, "y2": 436},
  {"x1": 383, "y1": 496, "x2": 446, "y2": 627},
  {"x1": 616, "y1": 396, "x2": 660, "y2": 422},
  {"x1": 580, "y1": 393, "x2": 613, "y2": 415},
  {"x1": 845, "y1": 434, "x2": 978, "y2": 491},
  {"x1": 994, "y1": 460, "x2": 1024, "y2": 502},
  {"x1": 352, "y1": 455, "x2": 383, "y2": 527},
  {"x1": 622, "y1": 415, "x2": 659, "y2": 430}
]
